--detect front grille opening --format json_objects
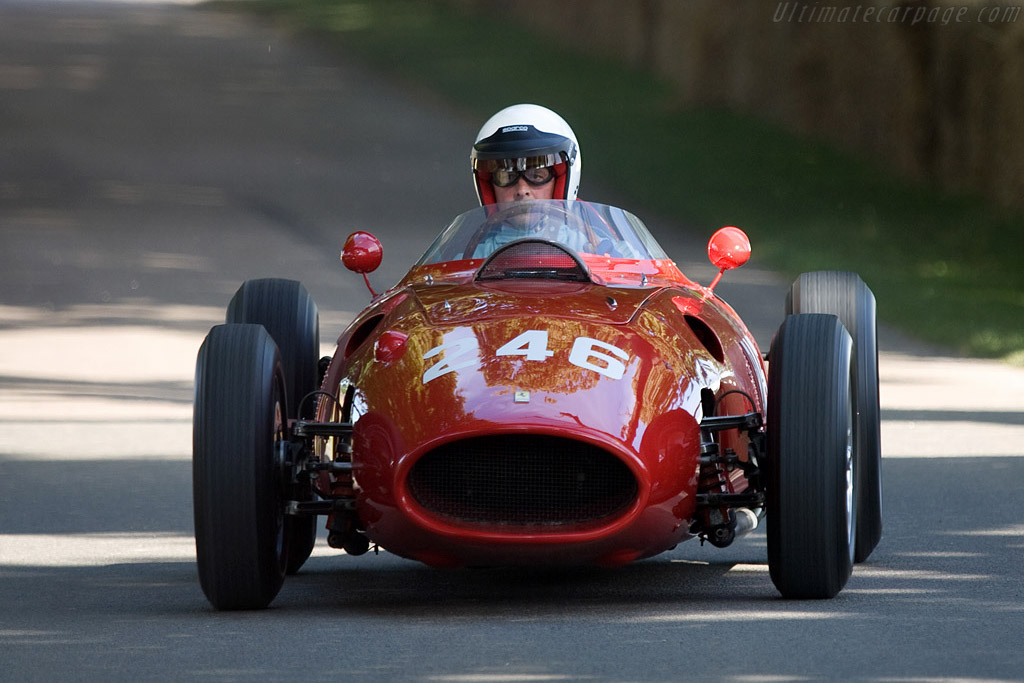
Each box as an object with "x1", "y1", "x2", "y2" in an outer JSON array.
[{"x1": 407, "y1": 435, "x2": 638, "y2": 530}]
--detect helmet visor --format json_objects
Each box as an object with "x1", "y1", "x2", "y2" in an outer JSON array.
[{"x1": 471, "y1": 125, "x2": 576, "y2": 164}]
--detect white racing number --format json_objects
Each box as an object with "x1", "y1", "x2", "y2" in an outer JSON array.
[
  {"x1": 422, "y1": 336, "x2": 478, "y2": 383},
  {"x1": 568, "y1": 337, "x2": 629, "y2": 381},
  {"x1": 496, "y1": 330, "x2": 555, "y2": 362},
  {"x1": 422, "y1": 330, "x2": 629, "y2": 384}
]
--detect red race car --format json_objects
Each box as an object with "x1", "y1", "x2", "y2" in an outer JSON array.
[{"x1": 193, "y1": 199, "x2": 882, "y2": 610}]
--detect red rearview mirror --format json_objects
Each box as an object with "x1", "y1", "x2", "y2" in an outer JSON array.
[
  {"x1": 341, "y1": 231, "x2": 383, "y2": 274},
  {"x1": 707, "y1": 226, "x2": 751, "y2": 271}
]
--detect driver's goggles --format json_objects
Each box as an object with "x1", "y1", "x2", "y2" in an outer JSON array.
[
  {"x1": 475, "y1": 155, "x2": 559, "y2": 187},
  {"x1": 490, "y1": 165, "x2": 554, "y2": 187}
]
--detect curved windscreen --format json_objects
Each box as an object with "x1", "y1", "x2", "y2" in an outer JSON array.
[{"x1": 417, "y1": 200, "x2": 669, "y2": 265}]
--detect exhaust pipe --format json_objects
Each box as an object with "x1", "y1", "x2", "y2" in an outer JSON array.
[{"x1": 734, "y1": 507, "x2": 759, "y2": 539}]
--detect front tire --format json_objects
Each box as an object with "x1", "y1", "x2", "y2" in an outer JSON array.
[
  {"x1": 787, "y1": 271, "x2": 881, "y2": 562},
  {"x1": 193, "y1": 324, "x2": 289, "y2": 610},
  {"x1": 767, "y1": 314, "x2": 855, "y2": 599}
]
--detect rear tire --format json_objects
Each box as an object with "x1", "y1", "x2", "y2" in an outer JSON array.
[
  {"x1": 787, "y1": 271, "x2": 882, "y2": 562},
  {"x1": 767, "y1": 314, "x2": 855, "y2": 599},
  {"x1": 193, "y1": 324, "x2": 289, "y2": 610},
  {"x1": 226, "y1": 278, "x2": 320, "y2": 419},
  {"x1": 226, "y1": 278, "x2": 319, "y2": 573}
]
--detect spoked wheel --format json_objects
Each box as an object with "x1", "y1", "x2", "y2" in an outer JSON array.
[
  {"x1": 787, "y1": 271, "x2": 881, "y2": 562},
  {"x1": 193, "y1": 324, "x2": 290, "y2": 610},
  {"x1": 767, "y1": 314, "x2": 855, "y2": 599},
  {"x1": 227, "y1": 278, "x2": 319, "y2": 574}
]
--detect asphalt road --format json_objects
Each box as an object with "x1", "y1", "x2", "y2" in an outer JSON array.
[{"x1": 1, "y1": 2, "x2": 1023, "y2": 681}]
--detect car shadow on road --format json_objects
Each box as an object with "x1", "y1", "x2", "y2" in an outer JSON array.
[{"x1": 285, "y1": 551, "x2": 772, "y2": 617}]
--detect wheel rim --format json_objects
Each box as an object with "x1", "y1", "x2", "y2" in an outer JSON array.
[{"x1": 844, "y1": 419, "x2": 855, "y2": 552}]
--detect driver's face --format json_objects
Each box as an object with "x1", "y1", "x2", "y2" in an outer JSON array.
[{"x1": 492, "y1": 173, "x2": 556, "y2": 204}]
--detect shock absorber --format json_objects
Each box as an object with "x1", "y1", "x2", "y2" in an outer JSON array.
[
  {"x1": 695, "y1": 437, "x2": 738, "y2": 548},
  {"x1": 694, "y1": 408, "x2": 765, "y2": 547}
]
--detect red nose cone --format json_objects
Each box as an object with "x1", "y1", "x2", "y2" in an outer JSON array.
[
  {"x1": 707, "y1": 226, "x2": 751, "y2": 271},
  {"x1": 342, "y1": 231, "x2": 383, "y2": 274}
]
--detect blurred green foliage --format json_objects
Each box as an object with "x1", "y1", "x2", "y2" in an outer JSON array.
[{"x1": 224, "y1": 0, "x2": 1024, "y2": 360}]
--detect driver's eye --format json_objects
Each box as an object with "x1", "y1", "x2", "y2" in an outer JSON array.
[
  {"x1": 492, "y1": 169, "x2": 518, "y2": 187},
  {"x1": 523, "y1": 167, "x2": 553, "y2": 184}
]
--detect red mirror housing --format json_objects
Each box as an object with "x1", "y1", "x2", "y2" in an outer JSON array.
[
  {"x1": 342, "y1": 231, "x2": 383, "y2": 274},
  {"x1": 707, "y1": 226, "x2": 751, "y2": 271}
]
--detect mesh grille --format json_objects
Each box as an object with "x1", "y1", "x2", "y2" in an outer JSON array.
[{"x1": 407, "y1": 435, "x2": 637, "y2": 530}]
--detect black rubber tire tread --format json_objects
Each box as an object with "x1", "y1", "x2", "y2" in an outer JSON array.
[
  {"x1": 226, "y1": 278, "x2": 319, "y2": 573},
  {"x1": 787, "y1": 270, "x2": 882, "y2": 562},
  {"x1": 226, "y1": 278, "x2": 319, "y2": 420},
  {"x1": 193, "y1": 324, "x2": 289, "y2": 610},
  {"x1": 283, "y1": 516, "x2": 317, "y2": 576},
  {"x1": 767, "y1": 314, "x2": 855, "y2": 599}
]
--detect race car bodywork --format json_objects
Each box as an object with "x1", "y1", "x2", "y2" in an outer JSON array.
[{"x1": 193, "y1": 200, "x2": 882, "y2": 609}]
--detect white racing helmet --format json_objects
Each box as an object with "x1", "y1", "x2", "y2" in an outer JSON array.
[{"x1": 471, "y1": 104, "x2": 581, "y2": 206}]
